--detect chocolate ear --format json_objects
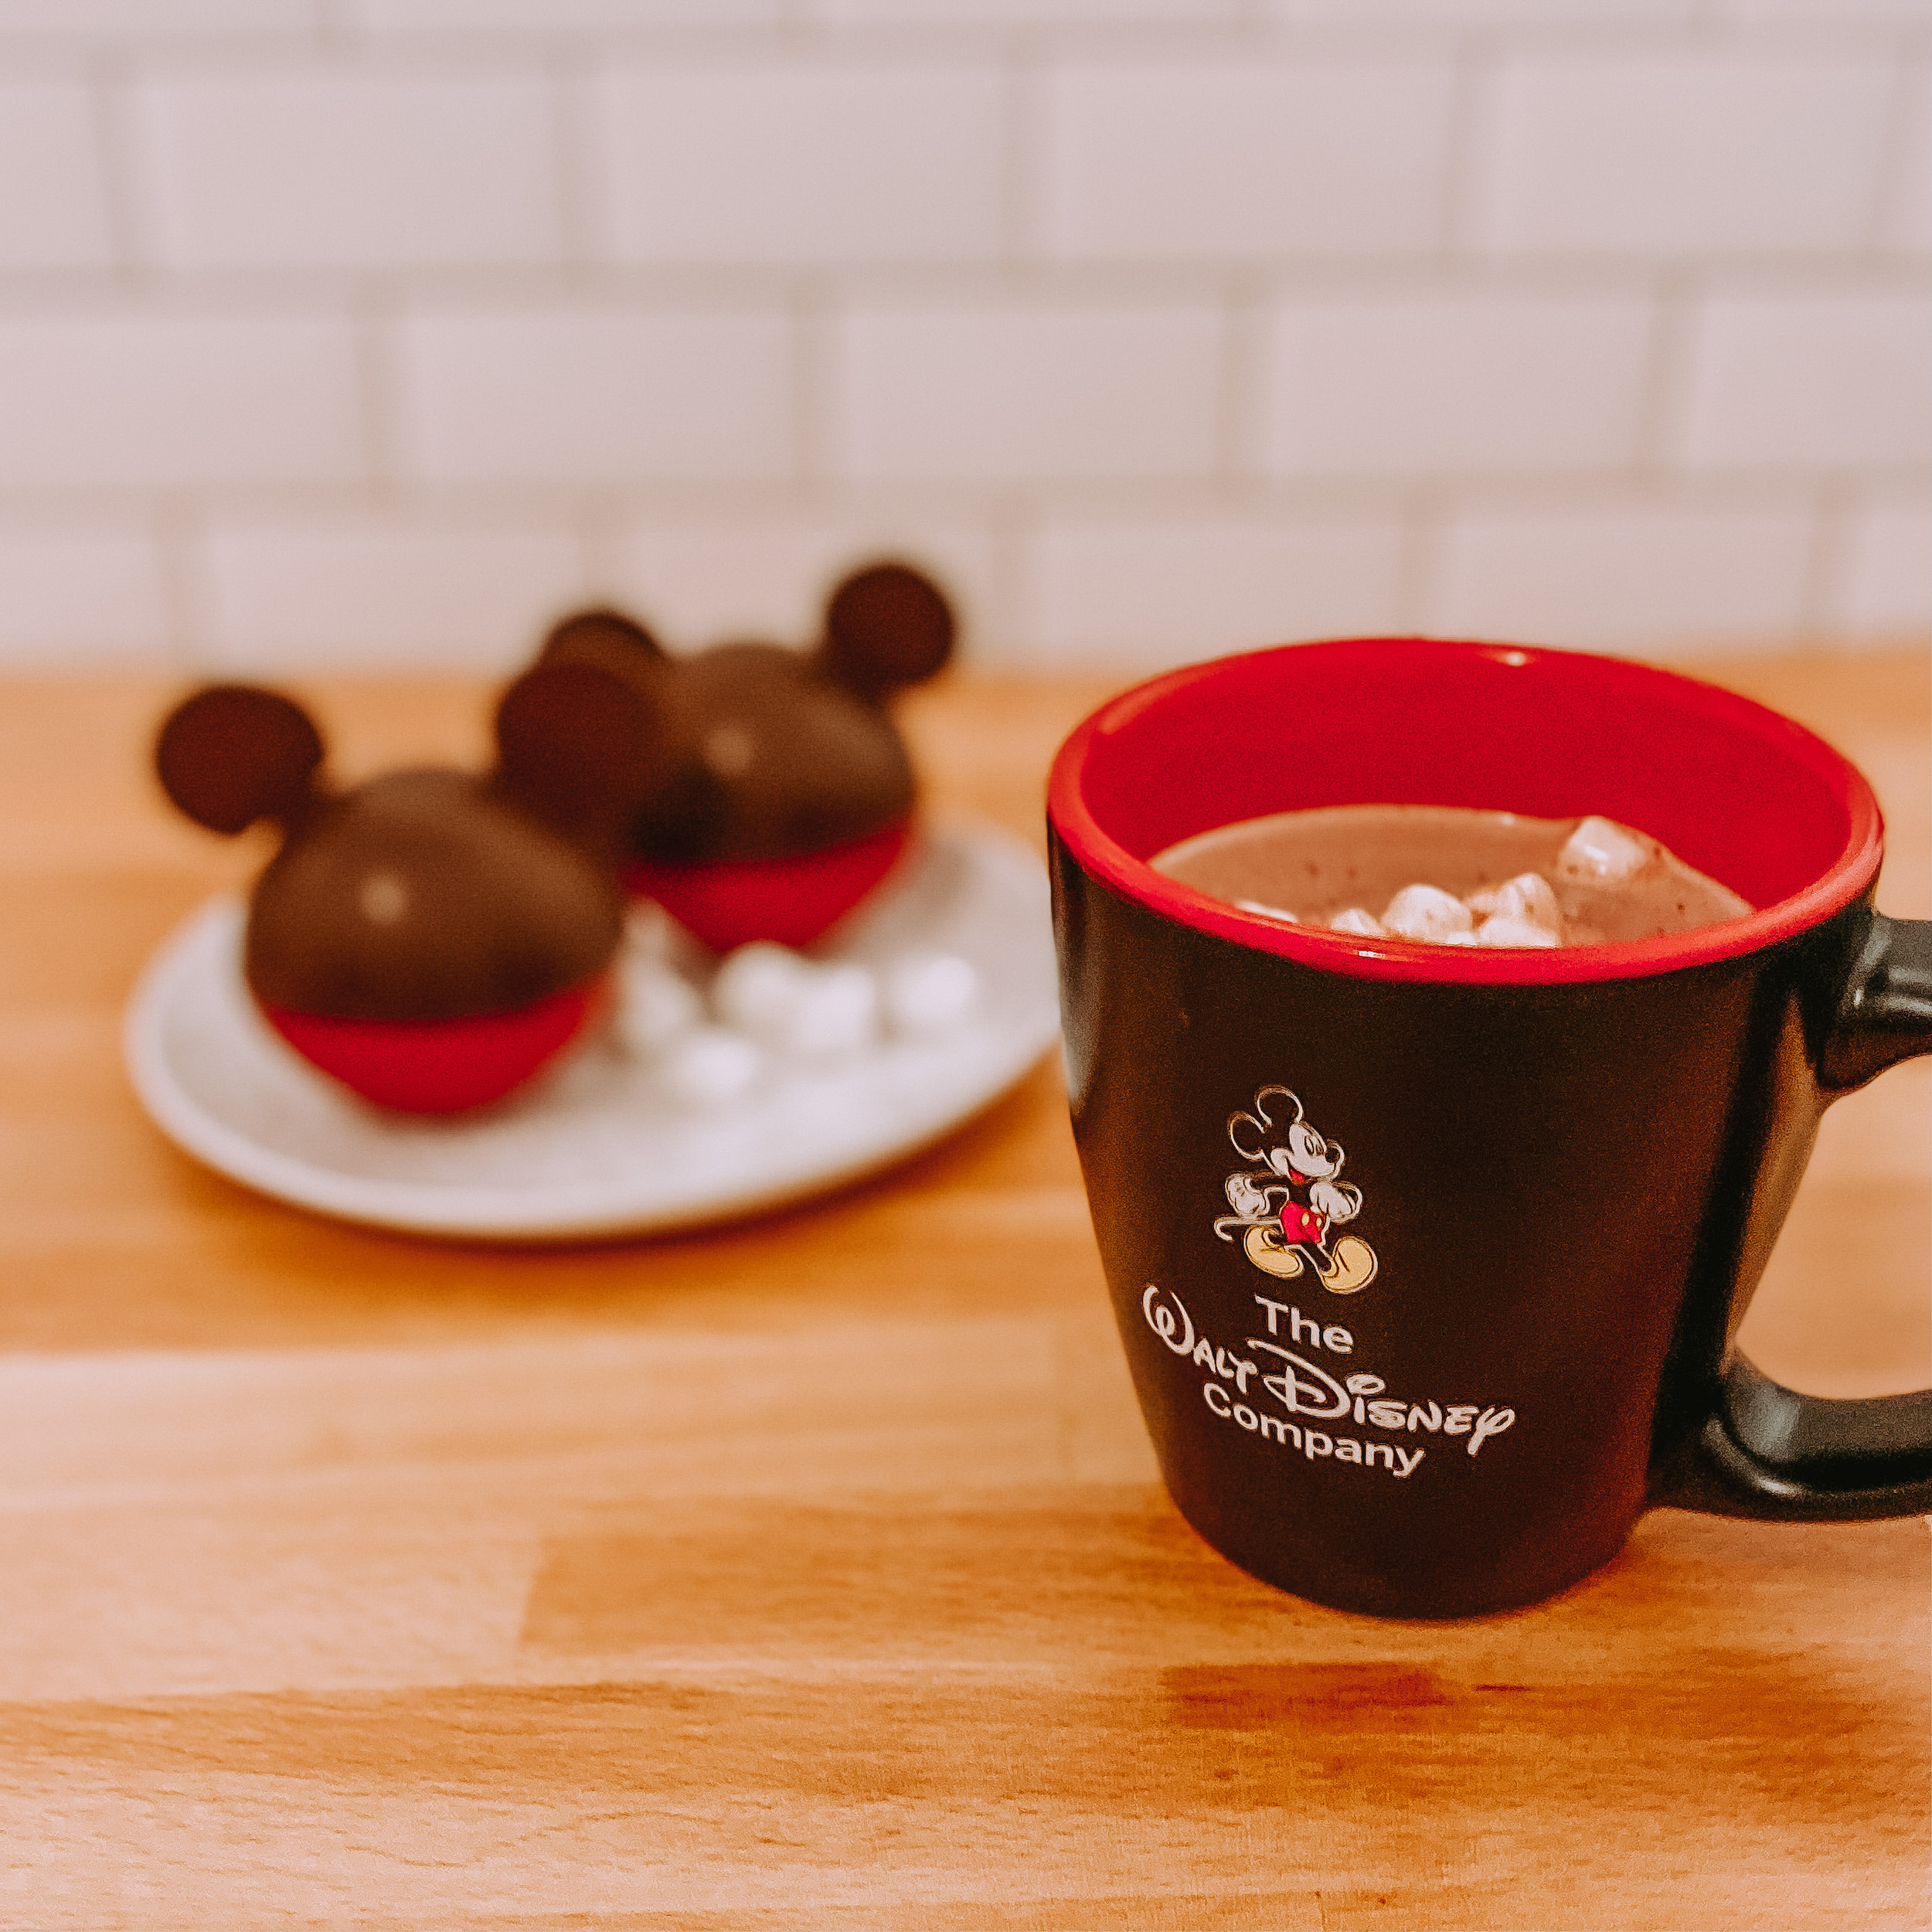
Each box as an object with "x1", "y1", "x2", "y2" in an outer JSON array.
[
  {"x1": 538, "y1": 606, "x2": 668, "y2": 682},
  {"x1": 155, "y1": 684, "x2": 325, "y2": 835},
  {"x1": 819, "y1": 562, "x2": 955, "y2": 702},
  {"x1": 495, "y1": 659, "x2": 662, "y2": 849}
]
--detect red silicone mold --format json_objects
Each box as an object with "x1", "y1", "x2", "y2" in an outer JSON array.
[
  {"x1": 261, "y1": 973, "x2": 607, "y2": 1114},
  {"x1": 625, "y1": 818, "x2": 911, "y2": 954}
]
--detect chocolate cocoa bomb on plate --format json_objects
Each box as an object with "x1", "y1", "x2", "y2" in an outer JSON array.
[
  {"x1": 153, "y1": 662, "x2": 655, "y2": 1114},
  {"x1": 534, "y1": 560, "x2": 956, "y2": 953}
]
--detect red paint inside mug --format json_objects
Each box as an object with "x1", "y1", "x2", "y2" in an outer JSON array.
[
  {"x1": 1049, "y1": 638, "x2": 1883, "y2": 985},
  {"x1": 261, "y1": 973, "x2": 606, "y2": 1114},
  {"x1": 625, "y1": 818, "x2": 911, "y2": 954}
]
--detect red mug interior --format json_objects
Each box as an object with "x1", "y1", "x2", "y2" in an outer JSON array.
[{"x1": 1048, "y1": 637, "x2": 1884, "y2": 985}]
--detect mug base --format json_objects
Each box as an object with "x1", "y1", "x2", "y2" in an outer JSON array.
[{"x1": 1162, "y1": 1472, "x2": 1639, "y2": 1621}]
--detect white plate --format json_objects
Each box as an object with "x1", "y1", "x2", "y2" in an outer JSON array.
[{"x1": 124, "y1": 821, "x2": 1061, "y2": 1241}]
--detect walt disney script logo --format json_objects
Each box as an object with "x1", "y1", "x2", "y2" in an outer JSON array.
[{"x1": 1159, "y1": 1080, "x2": 1518, "y2": 1483}]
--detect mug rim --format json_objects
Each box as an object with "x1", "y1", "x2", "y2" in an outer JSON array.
[{"x1": 1047, "y1": 636, "x2": 1885, "y2": 985}]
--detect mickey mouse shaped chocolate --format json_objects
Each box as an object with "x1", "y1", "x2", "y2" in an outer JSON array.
[
  {"x1": 533, "y1": 560, "x2": 955, "y2": 953},
  {"x1": 154, "y1": 663, "x2": 655, "y2": 1114}
]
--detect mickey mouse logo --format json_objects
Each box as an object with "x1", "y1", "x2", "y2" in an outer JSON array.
[{"x1": 1215, "y1": 1085, "x2": 1379, "y2": 1295}]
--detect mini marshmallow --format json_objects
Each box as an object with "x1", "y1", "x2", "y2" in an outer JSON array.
[
  {"x1": 1235, "y1": 897, "x2": 1298, "y2": 923},
  {"x1": 712, "y1": 942, "x2": 815, "y2": 1043},
  {"x1": 621, "y1": 900, "x2": 676, "y2": 963},
  {"x1": 784, "y1": 963, "x2": 879, "y2": 1059},
  {"x1": 1381, "y1": 883, "x2": 1474, "y2": 944},
  {"x1": 657, "y1": 1026, "x2": 764, "y2": 1109},
  {"x1": 1329, "y1": 906, "x2": 1384, "y2": 937},
  {"x1": 884, "y1": 951, "x2": 978, "y2": 1037},
  {"x1": 615, "y1": 958, "x2": 703, "y2": 1055},
  {"x1": 1465, "y1": 871, "x2": 1563, "y2": 934},
  {"x1": 1557, "y1": 815, "x2": 1649, "y2": 885},
  {"x1": 1475, "y1": 913, "x2": 1560, "y2": 948}
]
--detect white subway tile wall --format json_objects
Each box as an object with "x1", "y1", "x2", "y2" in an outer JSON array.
[
  {"x1": 0, "y1": 2, "x2": 1921, "y2": 669},
  {"x1": 1843, "y1": 496, "x2": 1932, "y2": 631},
  {"x1": 1473, "y1": 53, "x2": 1896, "y2": 256},
  {"x1": 1261, "y1": 294, "x2": 1657, "y2": 477},
  {"x1": 1893, "y1": 66, "x2": 1932, "y2": 253},
  {"x1": 1029, "y1": 512, "x2": 1407, "y2": 665},
  {"x1": 599, "y1": 61, "x2": 1007, "y2": 264},
  {"x1": 1040, "y1": 60, "x2": 1456, "y2": 259},
  {"x1": 1430, "y1": 496, "x2": 1818, "y2": 651},
  {"x1": 605, "y1": 515, "x2": 1002, "y2": 648},
  {"x1": 395, "y1": 305, "x2": 797, "y2": 485},
  {"x1": 199, "y1": 514, "x2": 588, "y2": 671},
  {"x1": 0, "y1": 526, "x2": 170, "y2": 661},
  {"x1": 138, "y1": 64, "x2": 567, "y2": 270},
  {"x1": 0, "y1": 81, "x2": 115, "y2": 270},
  {"x1": 1679, "y1": 291, "x2": 1932, "y2": 471},
  {"x1": 836, "y1": 301, "x2": 1226, "y2": 483},
  {"x1": 0, "y1": 311, "x2": 367, "y2": 489}
]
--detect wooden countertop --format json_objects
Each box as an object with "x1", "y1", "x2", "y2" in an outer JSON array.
[{"x1": 1, "y1": 653, "x2": 1926, "y2": 1931}]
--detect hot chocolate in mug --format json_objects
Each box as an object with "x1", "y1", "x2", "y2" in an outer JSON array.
[{"x1": 1047, "y1": 638, "x2": 1932, "y2": 1619}]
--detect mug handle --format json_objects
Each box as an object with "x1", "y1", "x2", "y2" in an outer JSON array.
[{"x1": 1660, "y1": 910, "x2": 1932, "y2": 1521}]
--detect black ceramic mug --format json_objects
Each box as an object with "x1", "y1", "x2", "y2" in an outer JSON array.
[{"x1": 1048, "y1": 638, "x2": 1932, "y2": 1619}]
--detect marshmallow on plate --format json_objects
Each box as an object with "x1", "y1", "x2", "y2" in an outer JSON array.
[
  {"x1": 883, "y1": 952, "x2": 978, "y2": 1037},
  {"x1": 713, "y1": 941, "x2": 879, "y2": 1060},
  {"x1": 657, "y1": 1026, "x2": 764, "y2": 1109}
]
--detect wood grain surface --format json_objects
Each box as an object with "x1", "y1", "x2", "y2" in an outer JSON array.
[{"x1": 0, "y1": 653, "x2": 1925, "y2": 1932}]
